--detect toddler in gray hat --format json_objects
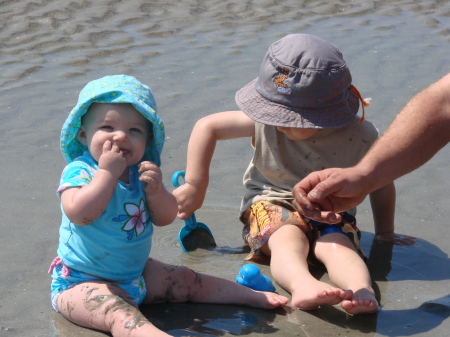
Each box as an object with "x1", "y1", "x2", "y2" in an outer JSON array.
[{"x1": 174, "y1": 34, "x2": 414, "y2": 314}]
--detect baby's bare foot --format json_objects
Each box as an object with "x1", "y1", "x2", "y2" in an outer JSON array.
[
  {"x1": 252, "y1": 291, "x2": 289, "y2": 309},
  {"x1": 291, "y1": 281, "x2": 353, "y2": 310},
  {"x1": 341, "y1": 288, "x2": 379, "y2": 314}
]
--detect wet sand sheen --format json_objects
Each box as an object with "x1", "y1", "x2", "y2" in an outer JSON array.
[{"x1": 1, "y1": 0, "x2": 450, "y2": 336}]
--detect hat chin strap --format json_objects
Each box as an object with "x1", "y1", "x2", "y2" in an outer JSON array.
[{"x1": 349, "y1": 85, "x2": 370, "y2": 124}]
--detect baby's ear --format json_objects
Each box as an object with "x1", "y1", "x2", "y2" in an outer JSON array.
[{"x1": 77, "y1": 127, "x2": 87, "y2": 145}]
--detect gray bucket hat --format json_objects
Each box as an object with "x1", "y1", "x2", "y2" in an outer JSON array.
[{"x1": 235, "y1": 34, "x2": 367, "y2": 128}]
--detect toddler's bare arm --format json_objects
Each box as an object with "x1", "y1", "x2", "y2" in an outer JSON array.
[{"x1": 174, "y1": 111, "x2": 255, "y2": 219}]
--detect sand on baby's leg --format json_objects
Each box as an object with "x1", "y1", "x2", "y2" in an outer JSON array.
[
  {"x1": 142, "y1": 258, "x2": 289, "y2": 309},
  {"x1": 56, "y1": 259, "x2": 288, "y2": 337},
  {"x1": 57, "y1": 281, "x2": 170, "y2": 337}
]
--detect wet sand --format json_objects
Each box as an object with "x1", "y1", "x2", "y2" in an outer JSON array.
[{"x1": 1, "y1": 0, "x2": 450, "y2": 336}]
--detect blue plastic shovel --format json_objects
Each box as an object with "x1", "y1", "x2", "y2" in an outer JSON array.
[{"x1": 172, "y1": 171, "x2": 216, "y2": 252}]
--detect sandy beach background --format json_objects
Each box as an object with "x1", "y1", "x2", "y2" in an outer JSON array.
[{"x1": 1, "y1": 0, "x2": 450, "y2": 336}]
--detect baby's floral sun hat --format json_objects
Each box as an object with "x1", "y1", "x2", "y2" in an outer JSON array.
[{"x1": 60, "y1": 75, "x2": 165, "y2": 166}]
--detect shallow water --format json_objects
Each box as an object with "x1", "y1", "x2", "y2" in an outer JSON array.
[{"x1": 1, "y1": 0, "x2": 450, "y2": 336}]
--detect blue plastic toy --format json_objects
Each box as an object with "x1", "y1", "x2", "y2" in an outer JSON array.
[
  {"x1": 172, "y1": 171, "x2": 216, "y2": 253},
  {"x1": 236, "y1": 264, "x2": 275, "y2": 292}
]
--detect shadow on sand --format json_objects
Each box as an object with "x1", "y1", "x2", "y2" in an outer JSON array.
[{"x1": 50, "y1": 233, "x2": 450, "y2": 337}]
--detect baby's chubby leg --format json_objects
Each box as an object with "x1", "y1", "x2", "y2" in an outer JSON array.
[
  {"x1": 142, "y1": 258, "x2": 288, "y2": 309},
  {"x1": 57, "y1": 281, "x2": 170, "y2": 337},
  {"x1": 261, "y1": 225, "x2": 353, "y2": 310},
  {"x1": 314, "y1": 233, "x2": 379, "y2": 314}
]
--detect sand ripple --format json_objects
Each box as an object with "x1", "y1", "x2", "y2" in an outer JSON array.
[{"x1": 1, "y1": 0, "x2": 450, "y2": 89}]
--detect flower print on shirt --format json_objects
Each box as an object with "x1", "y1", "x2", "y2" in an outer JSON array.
[{"x1": 113, "y1": 199, "x2": 149, "y2": 240}]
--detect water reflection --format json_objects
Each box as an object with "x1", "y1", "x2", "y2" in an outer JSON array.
[
  {"x1": 375, "y1": 295, "x2": 450, "y2": 336},
  {"x1": 358, "y1": 235, "x2": 449, "y2": 336},
  {"x1": 49, "y1": 229, "x2": 450, "y2": 336},
  {"x1": 141, "y1": 304, "x2": 282, "y2": 336},
  {"x1": 276, "y1": 234, "x2": 450, "y2": 336}
]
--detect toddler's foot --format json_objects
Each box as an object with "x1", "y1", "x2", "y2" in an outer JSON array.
[
  {"x1": 341, "y1": 288, "x2": 379, "y2": 314},
  {"x1": 249, "y1": 291, "x2": 289, "y2": 309},
  {"x1": 256, "y1": 291, "x2": 289, "y2": 309},
  {"x1": 291, "y1": 281, "x2": 353, "y2": 310}
]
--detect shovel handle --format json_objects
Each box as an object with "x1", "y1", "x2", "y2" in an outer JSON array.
[
  {"x1": 172, "y1": 170, "x2": 186, "y2": 188},
  {"x1": 184, "y1": 213, "x2": 198, "y2": 230},
  {"x1": 172, "y1": 170, "x2": 198, "y2": 230}
]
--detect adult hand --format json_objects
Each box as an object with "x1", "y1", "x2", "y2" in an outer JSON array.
[{"x1": 292, "y1": 167, "x2": 370, "y2": 223}]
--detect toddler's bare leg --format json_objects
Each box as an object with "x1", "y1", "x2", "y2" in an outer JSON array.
[
  {"x1": 57, "y1": 281, "x2": 170, "y2": 337},
  {"x1": 314, "y1": 233, "x2": 379, "y2": 314},
  {"x1": 261, "y1": 224, "x2": 352, "y2": 310},
  {"x1": 142, "y1": 258, "x2": 288, "y2": 309}
]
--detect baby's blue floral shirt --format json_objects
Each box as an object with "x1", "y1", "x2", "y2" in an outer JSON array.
[{"x1": 56, "y1": 151, "x2": 153, "y2": 281}]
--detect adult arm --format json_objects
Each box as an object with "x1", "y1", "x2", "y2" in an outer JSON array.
[
  {"x1": 173, "y1": 111, "x2": 255, "y2": 219},
  {"x1": 356, "y1": 71, "x2": 450, "y2": 189},
  {"x1": 293, "y1": 72, "x2": 450, "y2": 222}
]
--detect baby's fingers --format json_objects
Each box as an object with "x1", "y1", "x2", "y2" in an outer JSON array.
[
  {"x1": 138, "y1": 161, "x2": 158, "y2": 174},
  {"x1": 102, "y1": 140, "x2": 112, "y2": 152},
  {"x1": 176, "y1": 209, "x2": 190, "y2": 220},
  {"x1": 376, "y1": 233, "x2": 416, "y2": 246},
  {"x1": 396, "y1": 235, "x2": 416, "y2": 246},
  {"x1": 102, "y1": 140, "x2": 121, "y2": 154},
  {"x1": 139, "y1": 169, "x2": 160, "y2": 183}
]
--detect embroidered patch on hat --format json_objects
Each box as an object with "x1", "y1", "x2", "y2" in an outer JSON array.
[{"x1": 273, "y1": 67, "x2": 291, "y2": 94}]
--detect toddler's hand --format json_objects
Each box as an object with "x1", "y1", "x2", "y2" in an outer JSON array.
[
  {"x1": 173, "y1": 183, "x2": 205, "y2": 220},
  {"x1": 98, "y1": 140, "x2": 127, "y2": 179},
  {"x1": 139, "y1": 161, "x2": 163, "y2": 196},
  {"x1": 376, "y1": 232, "x2": 416, "y2": 246}
]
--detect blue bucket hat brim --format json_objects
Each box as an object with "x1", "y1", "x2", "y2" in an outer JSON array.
[{"x1": 60, "y1": 75, "x2": 165, "y2": 166}]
